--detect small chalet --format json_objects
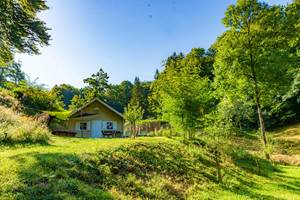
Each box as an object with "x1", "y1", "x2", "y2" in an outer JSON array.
[{"x1": 63, "y1": 98, "x2": 124, "y2": 138}]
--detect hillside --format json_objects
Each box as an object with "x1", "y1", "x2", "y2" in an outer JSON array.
[{"x1": 0, "y1": 124, "x2": 299, "y2": 200}]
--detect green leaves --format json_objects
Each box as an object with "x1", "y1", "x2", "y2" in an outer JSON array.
[
  {"x1": 83, "y1": 68, "x2": 109, "y2": 98},
  {"x1": 0, "y1": 0, "x2": 50, "y2": 65},
  {"x1": 152, "y1": 49, "x2": 215, "y2": 136},
  {"x1": 124, "y1": 102, "x2": 144, "y2": 124},
  {"x1": 214, "y1": 0, "x2": 299, "y2": 129}
]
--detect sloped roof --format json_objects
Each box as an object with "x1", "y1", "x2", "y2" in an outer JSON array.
[{"x1": 69, "y1": 98, "x2": 124, "y2": 118}]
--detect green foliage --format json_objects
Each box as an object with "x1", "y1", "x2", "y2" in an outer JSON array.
[
  {"x1": 83, "y1": 68, "x2": 109, "y2": 99},
  {"x1": 47, "y1": 111, "x2": 71, "y2": 121},
  {"x1": 69, "y1": 93, "x2": 86, "y2": 111},
  {"x1": 46, "y1": 111, "x2": 71, "y2": 131},
  {"x1": 0, "y1": 106, "x2": 50, "y2": 144},
  {"x1": 215, "y1": 0, "x2": 299, "y2": 121},
  {"x1": 152, "y1": 49, "x2": 215, "y2": 137},
  {"x1": 9, "y1": 81, "x2": 63, "y2": 114},
  {"x1": 104, "y1": 80, "x2": 133, "y2": 113},
  {"x1": 0, "y1": 0, "x2": 50, "y2": 65},
  {"x1": 50, "y1": 84, "x2": 80, "y2": 109},
  {"x1": 0, "y1": 61, "x2": 25, "y2": 85},
  {"x1": 0, "y1": 88, "x2": 21, "y2": 111},
  {"x1": 1, "y1": 131, "x2": 300, "y2": 199},
  {"x1": 124, "y1": 102, "x2": 144, "y2": 138},
  {"x1": 130, "y1": 77, "x2": 152, "y2": 117},
  {"x1": 213, "y1": 0, "x2": 300, "y2": 156}
]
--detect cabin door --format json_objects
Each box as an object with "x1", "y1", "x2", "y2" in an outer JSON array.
[{"x1": 91, "y1": 120, "x2": 102, "y2": 138}]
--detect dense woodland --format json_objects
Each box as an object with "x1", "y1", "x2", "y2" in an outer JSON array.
[
  {"x1": 0, "y1": 0, "x2": 299, "y2": 149},
  {"x1": 0, "y1": 0, "x2": 300, "y2": 198}
]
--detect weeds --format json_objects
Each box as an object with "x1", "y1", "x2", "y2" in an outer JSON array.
[{"x1": 0, "y1": 106, "x2": 50, "y2": 144}]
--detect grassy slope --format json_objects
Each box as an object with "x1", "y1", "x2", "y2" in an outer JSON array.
[{"x1": 0, "y1": 125, "x2": 299, "y2": 200}]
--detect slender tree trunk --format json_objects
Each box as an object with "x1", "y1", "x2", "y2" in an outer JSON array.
[
  {"x1": 0, "y1": 67, "x2": 5, "y2": 85},
  {"x1": 214, "y1": 149, "x2": 222, "y2": 183},
  {"x1": 130, "y1": 123, "x2": 134, "y2": 138},
  {"x1": 248, "y1": 29, "x2": 270, "y2": 159},
  {"x1": 133, "y1": 122, "x2": 136, "y2": 139},
  {"x1": 251, "y1": 64, "x2": 270, "y2": 160}
]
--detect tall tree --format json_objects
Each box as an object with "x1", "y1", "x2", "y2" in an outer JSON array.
[
  {"x1": 83, "y1": 68, "x2": 109, "y2": 99},
  {"x1": 152, "y1": 49, "x2": 214, "y2": 138},
  {"x1": 0, "y1": 0, "x2": 50, "y2": 65},
  {"x1": 129, "y1": 77, "x2": 150, "y2": 117},
  {"x1": 130, "y1": 77, "x2": 143, "y2": 106},
  {"x1": 214, "y1": 0, "x2": 296, "y2": 158},
  {"x1": 270, "y1": 0, "x2": 300, "y2": 125}
]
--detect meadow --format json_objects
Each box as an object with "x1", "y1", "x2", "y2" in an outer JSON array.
[{"x1": 0, "y1": 124, "x2": 299, "y2": 200}]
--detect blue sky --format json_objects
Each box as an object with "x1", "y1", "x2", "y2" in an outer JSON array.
[{"x1": 15, "y1": 0, "x2": 291, "y2": 88}]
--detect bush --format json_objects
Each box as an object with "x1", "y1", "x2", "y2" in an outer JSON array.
[
  {"x1": 0, "y1": 88, "x2": 21, "y2": 111},
  {"x1": 0, "y1": 106, "x2": 50, "y2": 144}
]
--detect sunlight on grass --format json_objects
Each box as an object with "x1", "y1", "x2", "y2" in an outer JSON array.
[{"x1": 0, "y1": 135, "x2": 299, "y2": 199}]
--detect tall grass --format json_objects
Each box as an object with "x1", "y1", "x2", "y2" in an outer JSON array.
[
  {"x1": 0, "y1": 106, "x2": 50, "y2": 144},
  {"x1": 0, "y1": 88, "x2": 21, "y2": 111}
]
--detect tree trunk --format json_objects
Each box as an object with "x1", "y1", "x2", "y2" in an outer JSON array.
[
  {"x1": 214, "y1": 150, "x2": 222, "y2": 183},
  {"x1": 130, "y1": 123, "x2": 134, "y2": 138},
  {"x1": 248, "y1": 34, "x2": 270, "y2": 160},
  {"x1": 0, "y1": 67, "x2": 5, "y2": 84},
  {"x1": 133, "y1": 122, "x2": 136, "y2": 139},
  {"x1": 252, "y1": 68, "x2": 270, "y2": 160}
]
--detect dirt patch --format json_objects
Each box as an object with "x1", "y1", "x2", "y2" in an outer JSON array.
[{"x1": 272, "y1": 154, "x2": 300, "y2": 166}]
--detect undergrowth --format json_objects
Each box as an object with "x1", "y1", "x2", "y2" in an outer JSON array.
[{"x1": 0, "y1": 106, "x2": 50, "y2": 144}]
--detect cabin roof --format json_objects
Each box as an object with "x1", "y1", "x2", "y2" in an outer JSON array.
[{"x1": 69, "y1": 98, "x2": 124, "y2": 118}]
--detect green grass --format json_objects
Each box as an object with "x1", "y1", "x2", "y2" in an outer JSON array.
[
  {"x1": 0, "y1": 127, "x2": 299, "y2": 199},
  {"x1": 47, "y1": 111, "x2": 71, "y2": 121}
]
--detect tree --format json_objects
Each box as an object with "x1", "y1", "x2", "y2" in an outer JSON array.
[
  {"x1": 7, "y1": 81, "x2": 63, "y2": 114},
  {"x1": 269, "y1": 0, "x2": 300, "y2": 125},
  {"x1": 69, "y1": 94, "x2": 85, "y2": 111},
  {"x1": 0, "y1": 0, "x2": 50, "y2": 65},
  {"x1": 130, "y1": 77, "x2": 151, "y2": 117},
  {"x1": 50, "y1": 84, "x2": 80, "y2": 109},
  {"x1": 130, "y1": 77, "x2": 143, "y2": 107},
  {"x1": 68, "y1": 87, "x2": 95, "y2": 110},
  {"x1": 83, "y1": 68, "x2": 109, "y2": 99},
  {"x1": 152, "y1": 49, "x2": 214, "y2": 138},
  {"x1": 124, "y1": 102, "x2": 144, "y2": 138},
  {"x1": 104, "y1": 81, "x2": 133, "y2": 113},
  {"x1": 214, "y1": 0, "x2": 296, "y2": 159},
  {"x1": 148, "y1": 69, "x2": 162, "y2": 119},
  {"x1": 0, "y1": 61, "x2": 26, "y2": 85}
]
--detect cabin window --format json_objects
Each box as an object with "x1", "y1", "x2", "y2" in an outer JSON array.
[
  {"x1": 80, "y1": 122, "x2": 87, "y2": 130},
  {"x1": 106, "y1": 121, "x2": 114, "y2": 130}
]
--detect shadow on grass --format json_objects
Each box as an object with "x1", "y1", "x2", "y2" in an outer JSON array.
[
  {"x1": 234, "y1": 130, "x2": 259, "y2": 140},
  {"x1": 10, "y1": 142, "x2": 205, "y2": 199},
  {"x1": 9, "y1": 141, "x2": 297, "y2": 200},
  {"x1": 0, "y1": 140, "x2": 51, "y2": 150},
  {"x1": 272, "y1": 172, "x2": 300, "y2": 195},
  {"x1": 11, "y1": 152, "x2": 113, "y2": 200},
  {"x1": 230, "y1": 148, "x2": 280, "y2": 177}
]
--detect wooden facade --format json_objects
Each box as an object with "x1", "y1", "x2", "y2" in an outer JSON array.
[{"x1": 64, "y1": 98, "x2": 124, "y2": 138}]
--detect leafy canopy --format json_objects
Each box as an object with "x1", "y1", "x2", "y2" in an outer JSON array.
[{"x1": 0, "y1": 0, "x2": 50, "y2": 65}]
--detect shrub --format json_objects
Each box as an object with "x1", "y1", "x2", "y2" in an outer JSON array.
[
  {"x1": 0, "y1": 88, "x2": 21, "y2": 111},
  {"x1": 0, "y1": 106, "x2": 50, "y2": 144}
]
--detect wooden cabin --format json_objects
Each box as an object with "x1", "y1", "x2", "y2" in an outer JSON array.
[{"x1": 61, "y1": 98, "x2": 124, "y2": 138}]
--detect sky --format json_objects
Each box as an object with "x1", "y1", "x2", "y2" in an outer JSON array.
[{"x1": 15, "y1": 0, "x2": 291, "y2": 88}]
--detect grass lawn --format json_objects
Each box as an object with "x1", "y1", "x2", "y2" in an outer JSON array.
[{"x1": 0, "y1": 129, "x2": 299, "y2": 199}]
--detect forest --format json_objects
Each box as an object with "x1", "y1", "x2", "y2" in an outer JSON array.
[{"x1": 0, "y1": 0, "x2": 300, "y2": 199}]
